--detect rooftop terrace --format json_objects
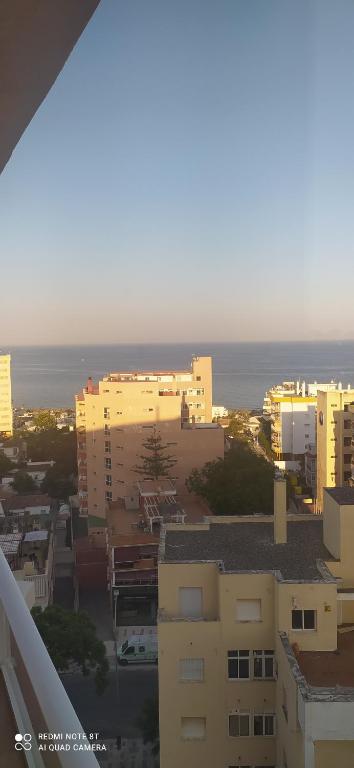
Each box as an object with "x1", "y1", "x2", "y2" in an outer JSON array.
[
  {"x1": 163, "y1": 518, "x2": 335, "y2": 581},
  {"x1": 297, "y1": 629, "x2": 354, "y2": 688}
]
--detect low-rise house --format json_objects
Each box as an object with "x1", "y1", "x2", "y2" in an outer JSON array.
[
  {"x1": 1, "y1": 492, "x2": 52, "y2": 524},
  {"x1": 0, "y1": 527, "x2": 54, "y2": 608}
]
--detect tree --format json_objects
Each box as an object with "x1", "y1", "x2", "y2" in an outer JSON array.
[
  {"x1": 134, "y1": 428, "x2": 177, "y2": 480},
  {"x1": 41, "y1": 465, "x2": 76, "y2": 500},
  {"x1": 186, "y1": 440, "x2": 275, "y2": 515},
  {"x1": 11, "y1": 471, "x2": 36, "y2": 494},
  {"x1": 33, "y1": 411, "x2": 57, "y2": 432},
  {"x1": 0, "y1": 449, "x2": 13, "y2": 479},
  {"x1": 226, "y1": 410, "x2": 251, "y2": 441},
  {"x1": 136, "y1": 697, "x2": 159, "y2": 755},
  {"x1": 31, "y1": 605, "x2": 109, "y2": 694}
]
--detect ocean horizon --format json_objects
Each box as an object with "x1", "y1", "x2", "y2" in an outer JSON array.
[{"x1": 4, "y1": 340, "x2": 354, "y2": 411}]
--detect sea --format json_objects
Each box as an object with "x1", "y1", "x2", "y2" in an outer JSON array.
[{"x1": 5, "y1": 341, "x2": 354, "y2": 411}]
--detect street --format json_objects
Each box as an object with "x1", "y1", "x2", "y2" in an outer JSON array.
[{"x1": 61, "y1": 666, "x2": 158, "y2": 739}]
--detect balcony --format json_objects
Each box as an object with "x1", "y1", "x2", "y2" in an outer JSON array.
[{"x1": 0, "y1": 548, "x2": 100, "y2": 766}]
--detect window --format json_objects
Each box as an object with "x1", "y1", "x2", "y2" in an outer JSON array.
[
  {"x1": 228, "y1": 650, "x2": 250, "y2": 679},
  {"x1": 229, "y1": 713, "x2": 250, "y2": 737},
  {"x1": 181, "y1": 717, "x2": 206, "y2": 741},
  {"x1": 344, "y1": 454, "x2": 352, "y2": 464},
  {"x1": 179, "y1": 587, "x2": 202, "y2": 618},
  {"x1": 344, "y1": 419, "x2": 352, "y2": 429},
  {"x1": 253, "y1": 650, "x2": 275, "y2": 679},
  {"x1": 104, "y1": 424, "x2": 110, "y2": 436},
  {"x1": 236, "y1": 599, "x2": 261, "y2": 622},
  {"x1": 344, "y1": 437, "x2": 352, "y2": 446},
  {"x1": 105, "y1": 441, "x2": 111, "y2": 452},
  {"x1": 196, "y1": 376, "x2": 201, "y2": 381},
  {"x1": 104, "y1": 407, "x2": 110, "y2": 419},
  {"x1": 179, "y1": 658, "x2": 204, "y2": 682},
  {"x1": 138, "y1": 646, "x2": 145, "y2": 653},
  {"x1": 105, "y1": 491, "x2": 112, "y2": 502},
  {"x1": 253, "y1": 714, "x2": 275, "y2": 736},
  {"x1": 105, "y1": 474, "x2": 112, "y2": 487},
  {"x1": 291, "y1": 609, "x2": 316, "y2": 630},
  {"x1": 104, "y1": 457, "x2": 112, "y2": 470}
]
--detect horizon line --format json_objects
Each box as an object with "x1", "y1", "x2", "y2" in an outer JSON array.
[{"x1": 2, "y1": 339, "x2": 354, "y2": 350}]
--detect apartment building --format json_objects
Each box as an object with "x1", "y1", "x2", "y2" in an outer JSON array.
[
  {"x1": 316, "y1": 388, "x2": 354, "y2": 513},
  {"x1": 76, "y1": 356, "x2": 224, "y2": 518},
  {"x1": 158, "y1": 480, "x2": 354, "y2": 768},
  {"x1": 264, "y1": 380, "x2": 342, "y2": 470},
  {"x1": 0, "y1": 353, "x2": 13, "y2": 436}
]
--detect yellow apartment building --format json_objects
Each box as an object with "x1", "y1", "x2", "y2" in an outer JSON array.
[
  {"x1": 158, "y1": 480, "x2": 354, "y2": 768},
  {"x1": 0, "y1": 353, "x2": 13, "y2": 436},
  {"x1": 316, "y1": 388, "x2": 354, "y2": 513},
  {"x1": 75, "y1": 356, "x2": 224, "y2": 518}
]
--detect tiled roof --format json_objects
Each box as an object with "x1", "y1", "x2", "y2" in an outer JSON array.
[
  {"x1": 163, "y1": 519, "x2": 334, "y2": 581},
  {"x1": 4, "y1": 494, "x2": 52, "y2": 512}
]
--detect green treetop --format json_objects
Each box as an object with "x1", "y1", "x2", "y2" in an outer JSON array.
[
  {"x1": 134, "y1": 427, "x2": 177, "y2": 480},
  {"x1": 31, "y1": 605, "x2": 109, "y2": 694}
]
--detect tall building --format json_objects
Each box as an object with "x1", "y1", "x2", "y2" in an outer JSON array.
[
  {"x1": 76, "y1": 356, "x2": 224, "y2": 518},
  {"x1": 264, "y1": 380, "x2": 343, "y2": 470},
  {"x1": 158, "y1": 481, "x2": 354, "y2": 768},
  {"x1": 0, "y1": 353, "x2": 13, "y2": 436},
  {"x1": 316, "y1": 387, "x2": 354, "y2": 513}
]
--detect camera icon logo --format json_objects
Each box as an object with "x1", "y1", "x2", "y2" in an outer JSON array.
[{"x1": 15, "y1": 734, "x2": 32, "y2": 751}]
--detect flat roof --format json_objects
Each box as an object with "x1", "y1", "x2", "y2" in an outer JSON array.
[
  {"x1": 23, "y1": 530, "x2": 48, "y2": 542},
  {"x1": 163, "y1": 519, "x2": 334, "y2": 581},
  {"x1": 325, "y1": 487, "x2": 354, "y2": 505},
  {"x1": 298, "y1": 630, "x2": 354, "y2": 687}
]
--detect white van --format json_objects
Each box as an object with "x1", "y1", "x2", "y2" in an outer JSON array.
[{"x1": 117, "y1": 635, "x2": 158, "y2": 665}]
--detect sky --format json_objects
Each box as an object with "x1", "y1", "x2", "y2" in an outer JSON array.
[{"x1": 1, "y1": 0, "x2": 354, "y2": 345}]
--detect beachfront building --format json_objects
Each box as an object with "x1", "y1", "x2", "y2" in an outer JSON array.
[
  {"x1": 316, "y1": 388, "x2": 354, "y2": 513},
  {"x1": 158, "y1": 481, "x2": 354, "y2": 768},
  {"x1": 264, "y1": 380, "x2": 342, "y2": 470},
  {"x1": 75, "y1": 356, "x2": 224, "y2": 519},
  {"x1": 0, "y1": 353, "x2": 13, "y2": 437}
]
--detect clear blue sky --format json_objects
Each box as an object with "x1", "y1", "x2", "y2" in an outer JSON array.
[{"x1": 1, "y1": 0, "x2": 354, "y2": 344}]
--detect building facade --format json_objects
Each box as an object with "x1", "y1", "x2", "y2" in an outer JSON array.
[
  {"x1": 76, "y1": 356, "x2": 224, "y2": 518},
  {"x1": 316, "y1": 388, "x2": 354, "y2": 513},
  {"x1": 0, "y1": 353, "x2": 13, "y2": 436},
  {"x1": 158, "y1": 481, "x2": 354, "y2": 768},
  {"x1": 264, "y1": 380, "x2": 344, "y2": 471}
]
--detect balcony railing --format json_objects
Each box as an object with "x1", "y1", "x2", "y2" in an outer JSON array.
[{"x1": 0, "y1": 548, "x2": 99, "y2": 766}]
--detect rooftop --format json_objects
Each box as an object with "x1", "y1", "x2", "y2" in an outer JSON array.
[
  {"x1": 297, "y1": 629, "x2": 354, "y2": 687},
  {"x1": 0, "y1": 533, "x2": 22, "y2": 556},
  {"x1": 325, "y1": 487, "x2": 354, "y2": 505},
  {"x1": 3, "y1": 494, "x2": 52, "y2": 512},
  {"x1": 23, "y1": 530, "x2": 48, "y2": 542},
  {"x1": 163, "y1": 518, "x2": 335, "y2": 581}
]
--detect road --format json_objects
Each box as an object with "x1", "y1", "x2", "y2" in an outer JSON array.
[{"x1": 61, "y1": 665, "x2": 158, "y2": 739}]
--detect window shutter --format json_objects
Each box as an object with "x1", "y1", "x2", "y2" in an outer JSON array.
[{"x1": 179, "y1": 587, "x2": 202, "y2": 617}]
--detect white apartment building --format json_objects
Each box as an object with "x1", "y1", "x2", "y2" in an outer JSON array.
[
  {"x1": 264, "y1": 380, "x2": 344, "y2": 470},
  {"x1": 0, "y1": 353, "x2": 13, "y2": 436}
]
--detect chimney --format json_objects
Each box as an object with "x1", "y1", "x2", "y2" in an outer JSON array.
[
  {"x1": 86, "y1": 376, "x2": 94, "y2": 394},
  {"x1": 274, "y1": 477, "x2": 287, "y2": 544}
]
